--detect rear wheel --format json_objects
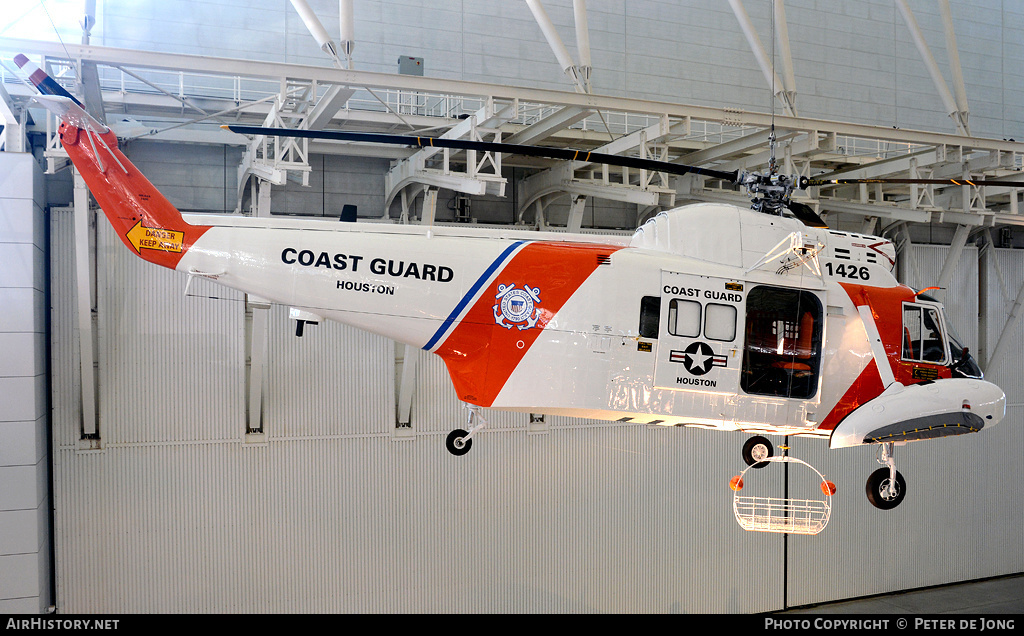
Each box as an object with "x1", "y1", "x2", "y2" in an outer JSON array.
[
  {"x1": 446, "y1": 429, "x2": 472, "y2": 456},
  {"x1": 742, "y1": 436, "x2": 773, "y2": 469},
  {"x1": 865, "y1": 467, "x2": 906, "y2": 510}
]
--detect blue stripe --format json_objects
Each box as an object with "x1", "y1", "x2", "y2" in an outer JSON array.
[{"x1": 423, "y1": 240, "x2": 525, "y2": 351}]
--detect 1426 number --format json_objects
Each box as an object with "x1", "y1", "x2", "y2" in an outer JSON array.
[{"x1": 825, "y1": 262, "x2": 870, "y2": 280}]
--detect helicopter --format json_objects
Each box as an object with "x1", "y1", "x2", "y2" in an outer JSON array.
[{"x1": 18, "y1": 53, "x2": 1014, "y2": 513}]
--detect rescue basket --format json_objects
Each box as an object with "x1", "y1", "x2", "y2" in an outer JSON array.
[{"x1": 731, "y1": 455, "x2": 833, "y2": 535}]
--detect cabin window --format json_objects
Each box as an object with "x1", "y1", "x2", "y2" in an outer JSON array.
[
  {"x1": 639, "y1": 296, "x2": 661, "y2": 339},
  {"x1": 741, "y1": 286, "x2": 823, "y2": 399},
  {"x1": 902, "y1": 303, "x2": 947, "y2": 364},
  {"x1": 668, "y1": 299, "x2": 701, "y2": 338},
  {"x1": 704, "y1": 303, "x2": 737, "y2": 341}
]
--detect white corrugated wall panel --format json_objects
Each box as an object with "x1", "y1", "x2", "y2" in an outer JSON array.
[
  {"x1": 987, "y1": 248, "x2": 1024, "y2": 405},
  {"x1": 95, "y1": 219, "x2": 245, "y2": 444},
  {"x1": 52, "y1": 424, "x2": 785, "y2": 612},
  {"x1": 263, "y1": 304, "x2": 395, "y2": 438}
]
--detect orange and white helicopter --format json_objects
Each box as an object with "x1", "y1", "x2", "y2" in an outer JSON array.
[{"x1": 19, "y1": 54, "x2": 1015, "y2": 512}]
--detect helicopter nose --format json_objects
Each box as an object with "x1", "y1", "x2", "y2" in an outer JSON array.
[
  {"x1": 829, "y1": 378, "x2": 1007, "y2": 449},
  {"x1": 962, "y1": 379, "x2": 1006, "y2": 428}
]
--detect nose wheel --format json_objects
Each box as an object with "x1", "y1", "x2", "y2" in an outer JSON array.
[
  {"x1": 866, "y1": 442, "x2": 907, "y2": 510},
  {"x1": 446, "y1": 404, "x2": 487, "y2": 456}
]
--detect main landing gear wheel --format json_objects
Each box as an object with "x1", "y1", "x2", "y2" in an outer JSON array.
[
  {"x1": 866, "y1": 467, "x2": 907, "y2": 510},
  {"x1": 446, "y1": 429, "x2": 472, "y2": 456},
  {"x1": 446, "y1": 404, "x2": 488, "y2": 457},
  {"x1": 742, "y1": 435, "x2": 774, "y2": 469}
]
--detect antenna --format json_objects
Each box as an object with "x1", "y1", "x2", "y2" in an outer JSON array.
[{"x1": 768, "y1": 0, "x2": 778, "y2": 177}]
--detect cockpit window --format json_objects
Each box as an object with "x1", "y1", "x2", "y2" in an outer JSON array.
[{"x1": 902, "y1": 303, "x2": 948, "y2": 364}]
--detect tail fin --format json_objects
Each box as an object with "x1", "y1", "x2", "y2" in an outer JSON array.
[{"x1": 18, "y1": 55, "x2": 210, "y2": 270}]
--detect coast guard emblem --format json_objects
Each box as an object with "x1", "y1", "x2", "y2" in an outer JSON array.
[{"x1": 493, "y1": 283, "x2": 541, "y2": 330}]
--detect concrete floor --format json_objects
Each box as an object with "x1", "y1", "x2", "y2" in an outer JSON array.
[{"x1": 780, "y1": 573, "x2": 1024, "y2": 614}]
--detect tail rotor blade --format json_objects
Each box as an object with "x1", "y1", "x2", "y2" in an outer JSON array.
[{"x1": 13, "y1": 54, "x2": 85, "y2": 107}]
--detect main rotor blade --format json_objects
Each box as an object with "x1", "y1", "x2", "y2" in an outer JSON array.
[
  {"x1": 786, "y1": 201, "x2": 829, "y2": 228},
  {"x1": 804, "y1": 176, "x2": 1024, "y2": 188},
  {"x1": 223, "y1": 124, "x2": 741, "y2": 183}
]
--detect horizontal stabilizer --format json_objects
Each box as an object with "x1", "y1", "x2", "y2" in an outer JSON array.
[{"x1": 29, "y1": 94, "x2": 109, "y2": 135}]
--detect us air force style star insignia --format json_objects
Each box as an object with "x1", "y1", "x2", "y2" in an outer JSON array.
[
  {"x1": 669, "y1": 341, "x2": 728, "y2": 376},
  {"x1": 493, "y1": 283, "x2": 541, "y2": 330}
]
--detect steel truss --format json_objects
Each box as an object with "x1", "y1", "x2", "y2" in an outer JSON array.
[{"x1": 3, "y1": 37, "x2": 1021, "y2": 233}]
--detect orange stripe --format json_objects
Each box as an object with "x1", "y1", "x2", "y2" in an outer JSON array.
[
  {"x1": 821, "y1": 283, "x2": 951, "y2": 430},
  {"x1": 433, "y1": 242, "x2": 622, "y2": 406}
]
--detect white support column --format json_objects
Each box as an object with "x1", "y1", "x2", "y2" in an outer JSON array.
[
  {"x1": 245, "y1": 296, "x2": 270, "y2": 441},
  {"x1": 398, "y1": 187, "x2": 410, "y2": 223},
  {"x1": 80, "y1": 0, "x2": 96, "y2": 43},
  {"x1": 933, "y1": 224, "x2": 970, "y2": 303},
  {"x1": 938, "y1": 0, "x2": 970, "y2": 135},
  {"x1": 339, "y1": 0, "x2": 355, "y2": 68},
  {"x1": 73, "y1": 170, "x2": 99, "y2": 445},
  {"x1": 419, "y1": 187, "x2": 438, "y2": 226},
  {"x1": 533, "y1": 199, "x2": 547, "y2": 230},
  {"x1": 728, "y1": 0, "x2": 795, "y2": 116},
  {"x1": 895, "y1": 0, "x2": 967, "y2": 135},
  {"x1": 896, "y1": 224, "x2": 916, "y2": 285},
  {"x1": 772, "y1": 0, "x2": 798, "y2": 111},
  {"x1": 985, "y1": 275, "x2": 1024, "y2": 378},
  {"x1": 256, "y1": 179, "x2": 273, "y2": 218},
  {"x1": 566, "y1": 195, "x2": 588, "y2": 232},
  {"x1": 290, "y1": 0, "x2": 342, "y2": 66},
  {"x1": 573, "y1": 0, "x2": 592, "y2": 92},
  {"x1": 525, "y1": 0, "x2": 584, "y2": 92},
  {"x1": 978, "y1": 230, "x2": 991, "y2": 366},
  {"x1": 395, "y1": 343, "x2": 418, "y2": 434}
]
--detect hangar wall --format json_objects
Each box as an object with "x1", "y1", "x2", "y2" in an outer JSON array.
[{"x1": 75, "y1": 0, "x2": 1021, "y2": 141}]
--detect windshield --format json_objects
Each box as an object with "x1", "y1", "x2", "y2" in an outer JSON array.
[
  {"x1": 946, "y1": 328, "x2": 984, "y2": 379},
  {"x1": 915, "y1": 293, "x2": 983, "y2": 379}
]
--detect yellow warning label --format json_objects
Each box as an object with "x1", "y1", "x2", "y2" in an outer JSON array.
[
  {"x1": 127, "y1": 221, "x2": 184, "y2": 254},
  {"x1": 912, "y1": 366, "x2": 939, "y2": 381}
]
